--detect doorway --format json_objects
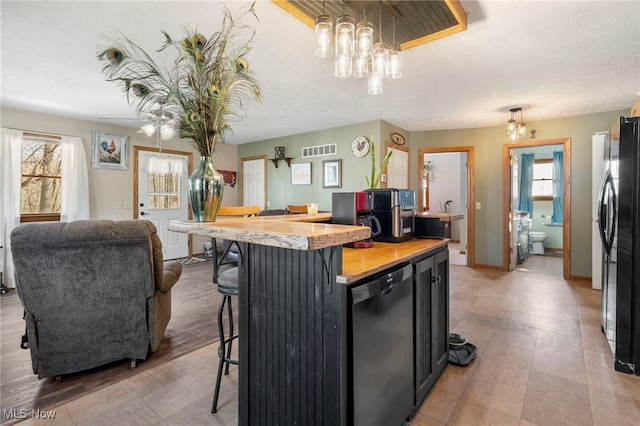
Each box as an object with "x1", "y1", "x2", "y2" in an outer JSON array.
[
  {"x1": 502, "y1": 138, "x2": 571, "y2": 279},
  {"x1": 384, "y1": 141, "x2": 410, "y2": 188},
  {"x1": 134, "y1": 146, "x2": 192, "y2": 259},
  {"x1": 241, "y1": 155, "x2": 267, "y2": 208},
  {"x1": 418, "y1": 146, "x2": 475, "y2": 268}
]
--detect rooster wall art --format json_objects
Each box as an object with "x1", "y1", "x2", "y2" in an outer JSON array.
[{"x1": 99, "y1": 138, "x2": 121, "y2": 163}]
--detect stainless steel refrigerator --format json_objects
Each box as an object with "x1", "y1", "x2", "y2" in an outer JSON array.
[{"x1": 597, "y1": 116, "x2": 640, "y2": 375}]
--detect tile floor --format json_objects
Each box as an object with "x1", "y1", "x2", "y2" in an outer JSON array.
[
  {"x1": 516, "y1": 253, "x2": 564, "y2": 278},
  {"x1": 18, "y1": 266, "x2": 640, "y2": 426}
]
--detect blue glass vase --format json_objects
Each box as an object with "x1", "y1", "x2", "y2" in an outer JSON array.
[{"x1": 188, "y1": 156, "x2": 224, "y2": 222}]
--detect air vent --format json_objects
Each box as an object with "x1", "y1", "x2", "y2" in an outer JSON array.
[{"x1": 301, "y1": 143, "x2": 337, "y2": 158}]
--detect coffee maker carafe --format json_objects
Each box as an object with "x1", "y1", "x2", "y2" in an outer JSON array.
[{"x1": 331, "y1": 192, "x2": 380, "y2": 248}]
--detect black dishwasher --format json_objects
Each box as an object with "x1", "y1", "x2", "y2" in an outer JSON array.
[{"x1": 350, "y1": 264, "x2": 414, "y2": 426}]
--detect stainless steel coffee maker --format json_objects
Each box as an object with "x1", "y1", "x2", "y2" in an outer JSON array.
[{"x1": 331, "y1": 192, "x2": 381, "y2": 248}]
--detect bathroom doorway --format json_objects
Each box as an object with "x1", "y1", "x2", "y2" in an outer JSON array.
[
  {"x1": 419, "y1": 146, "x2": 475, "y2": 268},
  {"x1": 502, "y1": 138, "x2": 571, "y2": 279}
]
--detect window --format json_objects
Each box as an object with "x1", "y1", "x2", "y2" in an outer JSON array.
[
  {"x1": 21, "y1": 137, "x2": 62, "y2": 222},
  {"x1": 532, "y1": 158, "x2": 553, "y2": 200},
  {"x1": 148, "y1": 173, "x2": 181, "y2": 210}
]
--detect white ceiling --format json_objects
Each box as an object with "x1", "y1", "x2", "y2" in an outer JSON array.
[{"x1": 1, "y1": 0, "x2": 639, "y2": 144}]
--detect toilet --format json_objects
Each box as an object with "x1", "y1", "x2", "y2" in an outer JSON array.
[{"x1": 528, "y1": 231, "x2": 548, "y2": 255}]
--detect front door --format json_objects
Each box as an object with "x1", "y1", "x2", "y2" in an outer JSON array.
[{"x1": 134, "y1": 146, "x2": 191, "y2": 260}]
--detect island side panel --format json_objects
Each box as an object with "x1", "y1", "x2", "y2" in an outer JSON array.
[{"x1": 238, "y1": 243, "x2": 345, "y2": 426}]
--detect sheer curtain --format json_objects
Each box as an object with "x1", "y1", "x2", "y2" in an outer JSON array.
[
  {"x1": 1, "y1": 129, "x2": 24, "y2": 288},
  {"x1": 518, "y1": 153, "x2": 534, "y2": 217},
  {"x1": 60, "y1": 136, "x2": 90, "y2": 221},
  {"x1": 551, "y1": 150, "x2": 564, "y2": 224}
]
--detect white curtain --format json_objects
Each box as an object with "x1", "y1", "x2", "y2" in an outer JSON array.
[
  {"x1": 142, "y1": 153, "x2": 188, "y2": 175},
  {"x1": 1, "y1": 128, "x2": 23, "y2": 288},
  {"x1": 60, "y1": 136, "x2": 90, "y2": 221}
]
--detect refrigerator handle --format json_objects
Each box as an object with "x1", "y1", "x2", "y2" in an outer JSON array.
[{"x1": 597, "y1": 169, "x2": 615, "y2": 255}]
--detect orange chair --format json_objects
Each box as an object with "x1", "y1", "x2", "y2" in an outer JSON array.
[
  {"x1": 218, "y1": 205, "x2": 261, "y2": 217},
  {"x1": 286, "y1": 204, "x2": 308, "y2": 214}
]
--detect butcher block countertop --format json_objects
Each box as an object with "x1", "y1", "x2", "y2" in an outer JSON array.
[
  {"x1": 168, "y1": 213, "x2": 370, "y2": 251},
  {"x1": 338, "y1": 238, "x2": 449, "y2": 284},
  {"x1": 416, "y1": 212, "x2": 464, "y2": 222}
]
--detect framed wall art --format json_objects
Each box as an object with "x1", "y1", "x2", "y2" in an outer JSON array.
[
  {"x1": 92, "y1": 131, "x2": 128, "y2": 170},
  {"x1": 323, "y1": 159, "x2": 342, "y2": 188},
  {"x1": 291, "y1": 162, "x2": 311, "y2": 185}
]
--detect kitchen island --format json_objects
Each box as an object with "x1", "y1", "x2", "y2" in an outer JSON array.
[{"x1": 168, "y1": 216, "x2": 449, "y2": 425}]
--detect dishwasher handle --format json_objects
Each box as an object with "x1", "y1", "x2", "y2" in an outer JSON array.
[{"x1": 351, "y1": 264, "x2": 412, "y2": 304}]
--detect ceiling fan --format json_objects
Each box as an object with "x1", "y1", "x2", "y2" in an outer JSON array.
[{"x1": 98, "y1": 102, "x2": 177, "y2": 142}]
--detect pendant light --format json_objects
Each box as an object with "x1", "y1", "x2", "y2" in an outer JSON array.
[
  {"x1": 368, "y1": 1, "x2": 387, "y2": 95},
  {"x1": 354, "y1": 4, "x2": 373, "y2": 78},
  {"x1": 334, "y1": 2, "x2": 355, "y2": 78},
  {"x1": 314, "y1": 1, "x2": 333, "y2": 58},
  {"x1": 388, "y1": 16, "x2": 402, "y2": 79},
  {"x1": 506, "y1": 107, "x2": 527, "y2": 140}
]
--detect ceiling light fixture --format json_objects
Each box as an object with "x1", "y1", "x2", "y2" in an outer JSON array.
[
  {"x1": 139, "y1": 102, "x2": 176, "y2": 150},
  {"x1": 506, "y1": 107, "x2": 527, "y2": 141},
  {"x1": 314, "y1": 1, "x2": 401, "y2": 96},
  {"x1": 314, "y1": 1, "x2": 333, "y2": 58}
]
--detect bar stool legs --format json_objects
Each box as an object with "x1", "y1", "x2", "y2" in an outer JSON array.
[{"x1": 211, "y1": 293, "x2": 239, "y2": 413}]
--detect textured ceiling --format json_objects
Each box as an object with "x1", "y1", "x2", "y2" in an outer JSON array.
[{"x1": 1, "y1": 0, "x2": 639, "y2": 145}]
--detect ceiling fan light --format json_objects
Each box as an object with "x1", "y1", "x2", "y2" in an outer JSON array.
[
  {"x1": 141, "y1": 123, "x2": 156, "y2": 137},
  {"x1": 315, "y1": 15, "x2": 333, "y2": 58},
  {"x1": 161, "y1": 124, "x2": 175, "y2": 140}
]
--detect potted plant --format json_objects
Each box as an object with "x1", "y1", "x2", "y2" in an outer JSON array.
[
  {"x1": 365, "y1": 138, "x2": 393, "y2": 189},
  {"x1": 97, "y1": 3, "x2": 262, "y2": 221}
]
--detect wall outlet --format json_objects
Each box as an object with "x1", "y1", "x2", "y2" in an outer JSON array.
[
  {"x1": 117, "y1": 201, "x2": 123, "y2": 209},
  {"x1": 267, "y1": 200, "x2": 271, "y2": 208},
  {"x1": 476, "y1": 202, "x2": 481, "y2": 210},
  {"x1": 124, "y1": 201, "x2": 132, "y2": 209}
]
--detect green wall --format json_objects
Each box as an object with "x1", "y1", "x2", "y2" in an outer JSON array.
[
  {"x1": 238, "y1": 119, "x2": 408, "y2": 211},
  {"x1": 239, "y1": 108, "x2": 628, "y2": 277}
]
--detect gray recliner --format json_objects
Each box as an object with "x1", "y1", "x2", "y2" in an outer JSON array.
[{"x1": 10, "y1": 220, "x2": 182, "y2": 378}]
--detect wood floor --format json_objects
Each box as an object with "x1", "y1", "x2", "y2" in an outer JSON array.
[
  {"x1": 0, "y1": 259, "x2": 225, "y2": 424},
  {"x1": 3, "y1": 263, "x2": 640, "y2": 425}
]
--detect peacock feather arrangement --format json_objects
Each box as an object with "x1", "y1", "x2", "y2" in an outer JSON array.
[{"x1": 97, "y1": 2, "x2": 262, "y2": 157}]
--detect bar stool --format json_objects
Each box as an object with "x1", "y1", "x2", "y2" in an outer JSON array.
[
  {"x1": 211, "y1": 206, "x2": 260, "y2": 413},
  {"x1": 211, "y1": 240, "x2": 239, "y2": 413}
]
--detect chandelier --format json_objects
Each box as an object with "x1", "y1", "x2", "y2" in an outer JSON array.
[
  {"x1": 315, "y1": 1, "x2": 401, "y2": 95},
  {"x1": 506, "y1": 107, "x2": 527, "y2": 140},
  {"x1": 139, "y1": 103, "x2": 176, "y2": 149}
]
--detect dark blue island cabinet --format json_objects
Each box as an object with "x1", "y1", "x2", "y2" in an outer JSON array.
[{"x1": 236, "y1": 241, "x2": 449, "y2": 426}]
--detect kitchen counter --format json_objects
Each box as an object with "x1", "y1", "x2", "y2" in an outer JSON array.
[
  {"x1": 340, "y1": 238, "x2": 449, "y2": 283},
  {"x1": 416, "y1": 211, "x2": 464, "y2": 222},
  {"x1": 168, "y1": 213, "x2": 368, "y2": 250},
  {"x1": 167, "y1": 215, "x2": 448, "y2": 425}
]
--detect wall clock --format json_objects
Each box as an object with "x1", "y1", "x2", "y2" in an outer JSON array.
[
  {"x1": 351, "y1": 136, "x2": 370, "y2": 157},
  {"x1": 391, "y1": 132, "x2": 406, "y2": 145}
]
